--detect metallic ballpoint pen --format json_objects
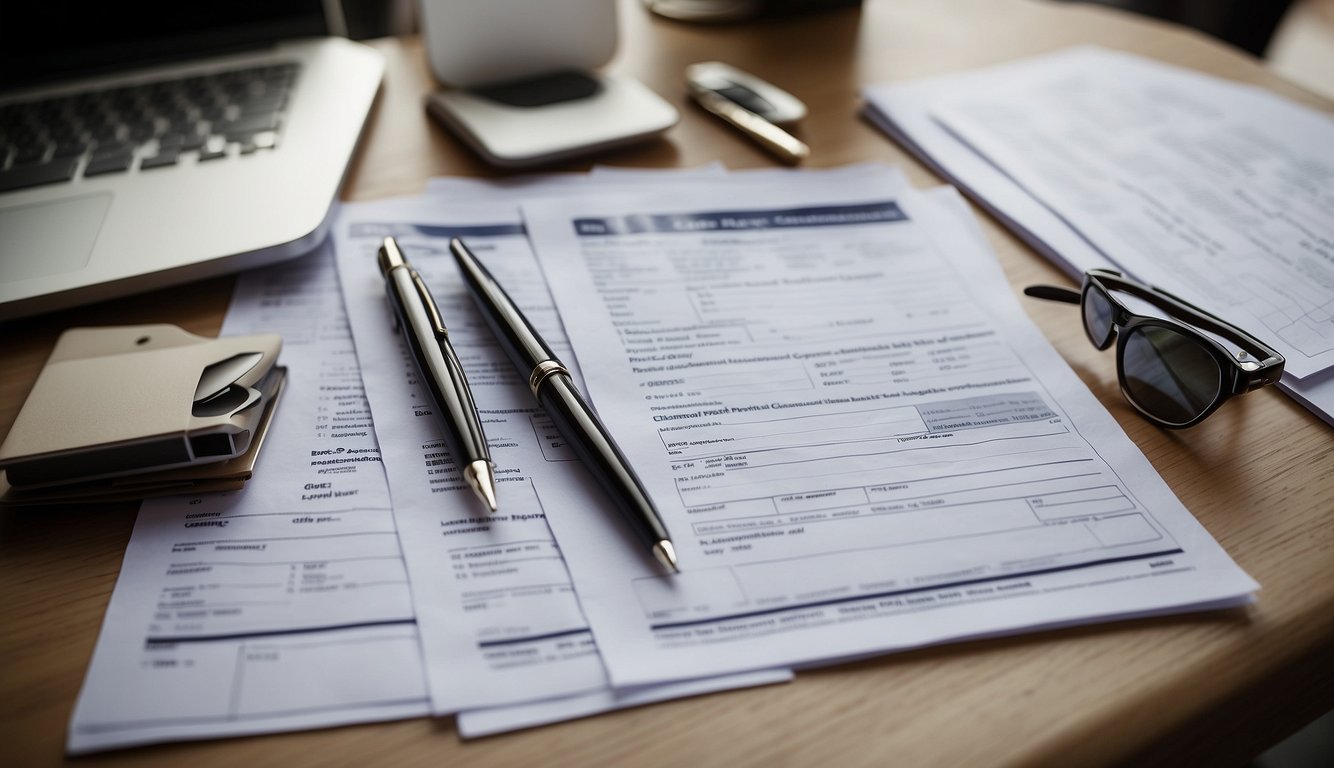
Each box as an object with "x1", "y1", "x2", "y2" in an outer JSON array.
[
  {"x1": 448, "y1": 237, "x2": 679, "y2": 573},
  {"x1": 377, "y1": 236, "x2": 498, "y2": 512},
  {"x1": 687, "y1": 81, "x2": 809, "y2": 165}
]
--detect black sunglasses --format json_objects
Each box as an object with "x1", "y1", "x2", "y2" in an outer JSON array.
[{"x1": 1025, "y1": 269, "x2": 1284, "y2": 428}]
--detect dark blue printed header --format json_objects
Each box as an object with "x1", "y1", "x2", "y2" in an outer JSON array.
[
  {"x1": 573, "y1": 202, "x2": 907, "y2": 236},
  {"x1": 349, "y1": 222, "x2": 526, "y2": 239}
]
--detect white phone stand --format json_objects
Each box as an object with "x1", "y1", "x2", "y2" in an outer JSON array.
[{"x1": 420, "y1": 0, "x2": 679, "y2": 167}]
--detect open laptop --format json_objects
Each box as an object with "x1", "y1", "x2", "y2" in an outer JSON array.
[{"x1": 0, "y1": 0, "x2": 383, "y2": 321}]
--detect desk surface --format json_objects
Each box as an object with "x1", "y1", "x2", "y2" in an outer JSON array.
[{"x1": 3, "y1": 0, "x2": 1332, "y2": 765}]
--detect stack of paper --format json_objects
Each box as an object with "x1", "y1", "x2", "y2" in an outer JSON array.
[
  {"x1": 334, "y1": 164, "x2": 1255, "y2": 718},
  {"x1": 67, "y1": 244, "x2": 430, "y2": 753},
  {"x1": 863, "y1": 46, "x2": 1334, "y2": 425},
  {"x1": 67, "y1": 161, "x2": 1261, "y2": 753},
  {"x1": 333, "y1": 177, "x2": 792, "y2": 735}
]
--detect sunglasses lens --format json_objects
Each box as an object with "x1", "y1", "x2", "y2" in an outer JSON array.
[
  {"x1": 1121, "y1": 325, "x2": 1222, "y2": 425},
  {"x1": 1082, "y1": 285, "x2": 1116, "y2": 349}
]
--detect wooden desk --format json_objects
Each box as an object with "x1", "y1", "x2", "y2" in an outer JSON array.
[{"x1": 3, "y1": 1, "x2": 1332, "y2": 765}]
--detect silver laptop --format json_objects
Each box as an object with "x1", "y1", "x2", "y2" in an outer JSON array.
[{"x1": 0, "y1": 0, "x2": 383, "y2": 320}]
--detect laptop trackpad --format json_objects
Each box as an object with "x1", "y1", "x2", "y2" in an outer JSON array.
[{"x1": 0, "y1": 193, "x2": 110, "y2": 283}]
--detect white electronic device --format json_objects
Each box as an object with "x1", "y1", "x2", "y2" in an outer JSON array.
[{"x1": 419, "y1": 0, "x2": 678, "y2": 167}]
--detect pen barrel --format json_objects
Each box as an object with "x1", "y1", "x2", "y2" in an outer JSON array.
[
  {"x1": 537, "y1": 373, "x2": 673, "y2": 550},
  {"x1": 386, "y1": 268, "x2": 491, "y2": 467},
  {"x1": 450, "y1": 241, "x2": 559, "y2": 367},
  {"x1": 451, "y1": 237, "x2": 673, "y2": 552}
]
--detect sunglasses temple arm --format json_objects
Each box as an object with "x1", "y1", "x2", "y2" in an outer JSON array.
[{"x1": 1023, "y1": 285, "x2": 1082, "y2": 304}]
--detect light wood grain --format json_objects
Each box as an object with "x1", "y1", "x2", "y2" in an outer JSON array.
[{"x1": 2, "y1": 1, "x2": 1332, "y2": 765}]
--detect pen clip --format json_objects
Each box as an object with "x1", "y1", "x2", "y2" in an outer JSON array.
[{"x1": 411, "y1": 270, "x2": 448, "y2": 336}]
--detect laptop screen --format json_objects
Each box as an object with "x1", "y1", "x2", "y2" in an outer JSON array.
[{"x1": 0, "y1": 0, "x2": 328, "y2": 89}]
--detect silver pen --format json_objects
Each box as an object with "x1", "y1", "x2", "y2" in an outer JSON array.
[
  {"x1": 377, "y1": 236, "x2": 497, "y2": 512},
  {"x1": 688, "y1": 81, "x2": 810, "y2": 164}
]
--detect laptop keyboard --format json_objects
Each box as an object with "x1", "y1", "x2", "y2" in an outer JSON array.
[{"x1": 0, "y1": 62, "x2": 299, "y2": 194}]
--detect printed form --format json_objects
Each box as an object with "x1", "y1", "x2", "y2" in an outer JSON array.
[
  {"x1": 67, "y1": 244, "x2": 429, "y2": 753},
  {"x1": 521, "y1": 169, "x2": 1259, "y2": 685},
  {"x1": 68, "y1": 202, "x2": 783, "y2": 753},
  {"x1": 928, "y1": 47, "x2": 1334, "y2": 379},
  {"x1": 861, "y1": 48, "x2": 1334, "y2": 425},
  {"x1": 332, "y1": 194, "x2": 789, "y2": 728}
]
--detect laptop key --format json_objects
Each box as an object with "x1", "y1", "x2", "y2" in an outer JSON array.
[
  {"x1": 0, "y1": 157, "x2": 79, "y2": 191},
  {"x1": 198, "y1": 136, "x2": 228, "y2": 161},
  {"x1": 159, "y1": 131, "x2": 206, "y2": 151},
  {"x1": 51, "y1": 139, "x2": 91, "y2": 158},
  {"x1": 139, "y1": 147, "x2": 179, "y2": 169},
  {"x1": 91, "y1": 140, "x2": 134, "y2": 155},
  {"x1": 240, "y1": 95, "x2": 287, "y2": 116},
  {"x1": 84, "y1": 151, "x2": 135, "y2": 176},
  {"x1": 126, "y1": 121, "x2": 157, "y2": 143},
  {"x1": 60, "y1": 122, "x2": 88, "y2": 140},
  {"x1": 92, "y1": 123, "x2": 125, "y2": 142},
  {"x1": 12, "y1": 144, "x2": 51, "y2": 166},
  {"x1": 223, "y1": 113, "x2": 280, "y2": 139},
  {"x1": 7, "y1": 126, "x2": 42, "y2": 151}
]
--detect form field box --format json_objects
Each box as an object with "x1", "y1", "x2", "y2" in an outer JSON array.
[
  {"x1": 774, "y1": 487, "x2": 869, "y2": 514},
  {"x1": 661, "y1": 403, "x2": 928, "y2": 457},
  {"x1": 1029, "y1": 486, "x2": 1134, "y2": 520},
  {"x1": 1087, "y1": 513, "x2": 1160, "y2": 547}
]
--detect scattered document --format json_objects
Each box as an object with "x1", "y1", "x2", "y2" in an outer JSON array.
[
  {"x1": 931, "y1": 48, "x2": 1334, "y2": 378},
  {"x1": 332, "y1": 191, "x2": 790, "y2": 719},
  {"x1": 863, "y1": 47, "x2": 1334, "y2": 423},
  {"x1": 522, "y1": 166, "x2": 1258, "y2": 686},
  {"x1": 67, "y1": 244, "x2": 430, "y2": 753},
  {"x1": 69, "y1": 202, "x2": 786, "y2": 753}
]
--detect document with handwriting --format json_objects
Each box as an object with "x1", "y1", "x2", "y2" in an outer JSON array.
[
  {"x1": 67, "y1": 244, "x2": 429, "y2": 753},
  {"x1": 522, "y1": 169, "x2": 1258, "y2": 686}
]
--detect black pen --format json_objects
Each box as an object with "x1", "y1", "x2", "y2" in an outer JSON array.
[
  {"x1": 378, "y1": 236, "x2": 497, "y2": 512},
  {"x1": 449, "y1": 238, "x2": 679, "y2": 573}
]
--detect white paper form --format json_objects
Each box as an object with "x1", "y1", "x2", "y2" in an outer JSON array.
[
  {"x1": 67, "y1": 243, "x2": 429, "y2": 754},
  {"x1": 863, "y1": 74, "x2": 1104, "y2": 281},
  {"x1": 861, "y1": 49, "x2": 1334, "y2": 426},
  {"x1": 332, "y1": 195, "x2": 791, "y2": 720},
  {"x1": 522, "y1": 169, "x2": 1258, "y2": 686},
  {"x1": 926, "y1": 47, "x2": 1334, "y2": 379}
]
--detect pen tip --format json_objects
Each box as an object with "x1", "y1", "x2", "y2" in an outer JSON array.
[
  {"x1": 466, "y1": 461, "x2": 499, "y2": 513},
  {"x1": 653, "y1": 540, "x2": 679, "y2": 573}
]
